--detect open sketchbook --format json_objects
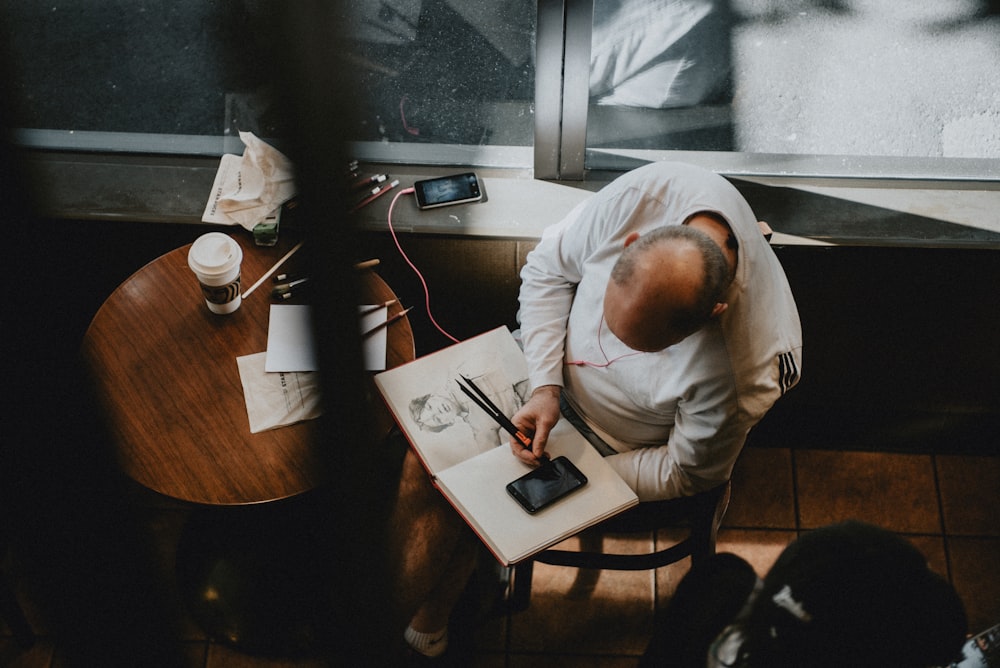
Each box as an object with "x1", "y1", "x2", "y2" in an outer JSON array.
[{"x1": 374, "y1": 326, "x2": 638, "y2": 565}]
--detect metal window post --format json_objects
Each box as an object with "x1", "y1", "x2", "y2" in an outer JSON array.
[{"x1": 534, "y1": 0, "x2": 592, "y2": 180}]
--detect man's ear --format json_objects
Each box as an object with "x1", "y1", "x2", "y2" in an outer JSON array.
[
  {"x1": 623, "y1": 231, "x2": 641, "y2": 248},
  {"x1": 710, "y1": 302, "x2": 729, "y2": 318}
]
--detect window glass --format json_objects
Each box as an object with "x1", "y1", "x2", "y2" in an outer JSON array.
[
  {"x1": 1, "y1": 2, "x2": 266, "y2": 136},
  {"x1": 1, "y1": 1, "x2": 536, "y2": 157},
  {"x1": 341, "y1": 0, "x2": 536, "y2": 147},
  {"x1": 586, "y1": 1, "x2": 1000, "y2": 163}
]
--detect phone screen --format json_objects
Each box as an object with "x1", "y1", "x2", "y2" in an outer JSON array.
[
  {"x1": 506, "y1": 456, "x2": 588, "y2": 514},
  {"x1": 414, "y1": 172, "x2": 482, "y2": 209}
]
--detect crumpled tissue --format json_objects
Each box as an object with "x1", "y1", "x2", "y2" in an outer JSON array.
[{"x1": 202, "y1": 131, "x2": 296, "y2": 231}]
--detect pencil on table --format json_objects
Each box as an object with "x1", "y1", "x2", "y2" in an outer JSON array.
[
  {"x1": 359, "y1": 299, "x2": 398, "y2": 317},
  {"x1": 242, "y1": 241, "x2": 304, "y2": 299},
  {"x1": 362, "y1": 306, "x2": 413, "y2": 338}
]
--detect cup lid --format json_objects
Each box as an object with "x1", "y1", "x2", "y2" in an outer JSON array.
[{"x1": 188, "y1": 233, "x2": 242, "y2": 276}]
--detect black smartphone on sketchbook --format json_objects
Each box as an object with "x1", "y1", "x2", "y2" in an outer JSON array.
[
  {"x1": 506, "y1": 456, "x2": 588, "y2": 514},
  {"x1": 413, "y1": 172, "x2": 482, "y2": 209}
]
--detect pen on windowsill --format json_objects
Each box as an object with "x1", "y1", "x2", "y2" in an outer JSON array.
[
  {"x1": 359, "y1": 299, "x2": 398, "y2": 317},
  {"x1": 351, "y1": 173, "x2": 388, "y2": 192},
  {"x1": 349, "y1": 179, "x2": 399, "y2": 213},
  {"x1": 362, "y1": 306, "x2": 412, "y2": 337}
]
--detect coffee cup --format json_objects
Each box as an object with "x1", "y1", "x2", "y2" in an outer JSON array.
[{"x1": 187, "y1": 232, "x2": 243, "y2": 314}]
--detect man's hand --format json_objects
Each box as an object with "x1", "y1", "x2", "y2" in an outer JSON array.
[{"x1": 510, "y1": 385, "x2": 561, "y2": 465}]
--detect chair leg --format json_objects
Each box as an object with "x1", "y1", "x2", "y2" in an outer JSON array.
[
  {"x1": 506, "y1": 560, "x2": 535, "y2": 612},
  {"x1": 689, "y1": 520, "x2": 717, "y2": 563},
  {"x1": 690, "y1": 482, "x2": 730, "y2": 564}
]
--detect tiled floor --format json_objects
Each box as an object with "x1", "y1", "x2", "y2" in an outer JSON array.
[{"x1": 3, "y1": 446, "x2": 998, "y2": 666}]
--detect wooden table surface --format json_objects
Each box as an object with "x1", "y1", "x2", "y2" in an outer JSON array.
[{"x1": 82, "y1": 234, "x2": 414, "y2": 506}]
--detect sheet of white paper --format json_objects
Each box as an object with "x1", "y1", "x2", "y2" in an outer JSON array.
[
  {"x1": 265, "y1": 304, "x2": 388, "y2": 373},
  {"x1": 265, "y1": 305, "x2": 318, "y2": 372},
  {"x1": 360, "y1": 305, "x2": 388, "y2": 371}
]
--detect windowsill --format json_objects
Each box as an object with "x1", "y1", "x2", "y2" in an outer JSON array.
[{"x1": 21, "y1": 150, "x2": 1000, "y2": 248}]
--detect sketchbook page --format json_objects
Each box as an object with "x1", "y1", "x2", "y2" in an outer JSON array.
[
  {"x1": 435, "y1": 419, "x2": 639, "y2": 565},
  {"x1": 374, "y1": 327, "x2": 530, "y2": 475}
]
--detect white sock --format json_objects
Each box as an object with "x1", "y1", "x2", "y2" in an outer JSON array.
[{"x1": 404, "y1": 625, "x2": 449, "y2": 657}]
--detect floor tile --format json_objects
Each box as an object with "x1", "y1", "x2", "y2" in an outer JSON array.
[
  {"x1": 724, "y1": 447, "x2": 796, "y2": 529},
  {"x1": 49, "y1": 641, "x2": 206, "y2": 668},
  {"x1": 937, "y1": 455, "x2": 1000, "y2": 536},
  {"x1": 469, "y1": 652, "x2": 508, "y2": 668},
  {"x1": 0, "y1": 639, "x2": 53, "y2": 668},
  {"x1": 794, "y1": 450, "x2": 941, "y2": 533},
  {"x1": 2, "y1": 568, "x2": 48, "y2": 641},
  {"x1": 716, "y1": 528, "x2": 796, "y2": 578},
  {"x1": 140, "y1": 508, "x2": 207, "y2": 642},
  {"x1": 503, "y1": 655, "x2": 640, "y2": 667},
  {"x1": 469, "y1": 601, "x2": 507, "y2": 654},
  {"x1": 651, "y1": 527, "x2": 697, "y2": 608},
  {"x1": 946, "y1": 536, "x2": 1000, "y2": 633},
  {"x1": 9, "y1": 446, "x2": 998, "y2": 667},
  {"x1": 205, "y1": 642, "x2": 328, "y2": 667},
  {"x1": 508, "y1": 534, "x2": 653, "y2": 656}
]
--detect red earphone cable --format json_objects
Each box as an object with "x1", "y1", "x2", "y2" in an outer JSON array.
[{"x1": 386, "y1": 187, "x2": 461, "y2": 344}]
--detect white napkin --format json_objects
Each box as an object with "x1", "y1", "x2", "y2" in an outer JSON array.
[
  {"x1": 236, "y1": 352, "x2": 323, "y2": 433},
  {"x1": 202, "y1": 131, "x2": 296, "y2": 230}
]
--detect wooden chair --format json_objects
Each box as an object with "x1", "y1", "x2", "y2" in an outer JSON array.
[{"x1": 505, "y1": 480, "x2": 731, "y2": 611}]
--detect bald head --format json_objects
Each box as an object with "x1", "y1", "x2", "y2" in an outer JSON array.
[{"x1": 604, "y1": 225, "x2": 731, "y2": 352}]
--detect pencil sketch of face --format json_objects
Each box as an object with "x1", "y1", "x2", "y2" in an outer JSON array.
[{"x1": 409, "y1": 393, "x2": 464, "y2": 432}]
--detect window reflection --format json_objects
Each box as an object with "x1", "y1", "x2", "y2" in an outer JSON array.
[
  {"x1": 2, "y1": 1, "x2": 996, "y2": 177},
  {"x1": 0, "y1": 1, "x2": 536, "y2": 150},
  {"x1": 587, "y1": 0, "x2": 1000, "y2": 161},
  {"x1": 342, "y1": 0, "x2": 536, "y2": 146},
  {"x1": 0, "y1": 2, "x2": 266, "y2": 136}
]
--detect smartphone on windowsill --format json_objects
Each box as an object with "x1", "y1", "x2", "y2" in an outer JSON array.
[{"x1": 413, "y1": 172, "x2": 483, "y2": 210}]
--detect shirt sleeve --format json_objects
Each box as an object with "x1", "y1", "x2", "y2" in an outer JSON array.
[
  {"x1": 517, "y1": 200, "x2": 591, "y2": 392},
  {"x1": 604, "y1": 379, "x2": 753, "y2": 501}
]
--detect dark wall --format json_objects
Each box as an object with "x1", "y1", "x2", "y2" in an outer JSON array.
[
  {"x1": 29, "y1": 219, "x2": 1000, "y2": 458},
  {"x1": 754, "y1": 244, "x2": 1000, "y2": 456},
  {"x1": 356, "y1": 232, "x2": 1000, "y2": 456}
]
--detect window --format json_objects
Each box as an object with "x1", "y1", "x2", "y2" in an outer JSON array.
[
  {"x1": 2, "y1": 3, "x2": 267, "y2": 146},
  {"x1": 341, "y1": 0, "x2": 535, "y2": 145},
  {"x1": 579, "y1": 0, "x2": 1000, "y2": 179},
  {"x1": 3, "y1": 1, "x2": 998, "y2": 182}
]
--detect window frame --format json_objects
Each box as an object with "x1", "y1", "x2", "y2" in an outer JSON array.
[{"x1": 9, "y1": 0, "x2": 1000, "y2": 231}]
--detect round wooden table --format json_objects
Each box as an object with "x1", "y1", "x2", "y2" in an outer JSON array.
[
  {"x1": 82, "y1": 233, "x2": 414, "y2": 506},
  {"x1": 82, "y1": 232, "x2": 415, "y2": 656}
]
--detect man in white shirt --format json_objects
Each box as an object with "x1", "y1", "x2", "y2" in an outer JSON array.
[
  {"x1": 512, "y1": 160, "x2": 802, "y2": 501},
  {"x1": 394, "y1": 161, "x2": 802, "y2": 661}
]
